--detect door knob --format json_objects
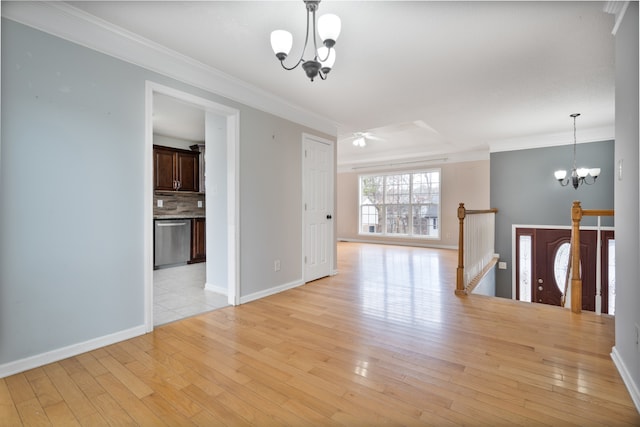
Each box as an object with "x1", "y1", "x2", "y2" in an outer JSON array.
[
  {"x1": 538, "y1": 285, "x2": 544, "y2": 291},
  {"x1": 326, "y1": 214, "x2": 332, "y2": 219},
  {"x1": 537, "y1": 278, "x2": 543, "y2": 284}
]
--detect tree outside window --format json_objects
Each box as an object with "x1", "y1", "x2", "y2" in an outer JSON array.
[{"x1": 359, "y1": 170, "x2": 440, "y2": 238}]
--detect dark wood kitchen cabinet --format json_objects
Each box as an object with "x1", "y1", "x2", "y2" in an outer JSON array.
[
  {"x1": 153, "y1": 145, "x2": 200, "y2": 192},
  {"x1": 189, "y1": 218, "x2": 206, "y2": 264}
]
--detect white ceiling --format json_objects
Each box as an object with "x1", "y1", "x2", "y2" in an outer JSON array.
[
  {"x1": 65, "y1": 0, "x2": 616, "y2": 170},
  {"x1": 153, "y1": 93, "x2": 205, "y2": 143}
]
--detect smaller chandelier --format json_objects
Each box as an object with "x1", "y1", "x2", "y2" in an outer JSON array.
[
  {"x1": 554, "y1": 113, "x2": 600, "y2": 189},
  {"x1": 270, "y1": 0, "x2": 341, "y2": 82}
]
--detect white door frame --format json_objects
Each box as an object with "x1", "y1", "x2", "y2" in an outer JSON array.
[
  {"x1": 511, "y1": 223, "x2": 614, "y2": 311},
  {"x1": 302, "y1": 133, "x2": 335, "y2": 282},
  {"x1": 144, "y1": 81, "x2": 240, "y2": 331}
]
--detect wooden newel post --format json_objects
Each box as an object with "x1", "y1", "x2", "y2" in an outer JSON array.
[
  {"x1": 571, "y1": 201, "x2": 583, "y2": 313},
  {"x1": 456, "y1": 203, "x2": 466, "y2": 295}
]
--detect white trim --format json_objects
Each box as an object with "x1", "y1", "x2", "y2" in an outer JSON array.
[
  {"x1": 205, "y1": 282, "x2": 227, "y2": 295},
  {"x1": 239, "y1": 279, "x2": 305, "y2": 305},
  {"x1": 490, "y1": 126, "x2": 615, "y2": 154},
  {"x1": 0, "y1": 325, "x2": 146, "y2": 378},
  {"x1": 145, "y1": 81, "x2": 241, "y2": 331},
  {"x1": 144, "y1": 84, "x2": 154, "y2": 332},
  {"x1": 611, "y1": 346, "x2": 640, "y2": 412},
  {"x1": 511, "y1": 224, "x2": 518, "y2": 299},
  {"x1": 511, "y1": 224, "x2": 615, "y2": 231},
  {"x1": 338, "y1": 150, "x2": 490, "y2": 173},
  {"x1": 226, "y1": 110, "x2": 241, "y2": 307},
  {"x1": 511, "y1": 224, "x2": 615, "y2": 304},
  {"x1": 1, "y1": 1, "x2": 337, "y2": 137}
]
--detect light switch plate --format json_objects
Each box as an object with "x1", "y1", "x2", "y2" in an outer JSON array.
[
  {"x1": 498, "y1": 262, "x2": 507, "y2": 270},
  {"x1": 198, "y1": 201, "x2": 203, "y2": 208},
  {"x1": 157, "y1": 200, "x2": 163, "y2": 207},
  {"x1": 618, "y1": 159, "x2": 623, "y2": 181}
]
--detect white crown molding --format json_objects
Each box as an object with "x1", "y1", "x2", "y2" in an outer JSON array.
[
  {"x1": 1, "y1": 1, "x2": 338, "y2": 136},
  {"x1": 337, "y1": 150, "x2": 490, "y2": 173},
  {"x1": 489, "y1": 125, "x2": 615, "y2": 153}
]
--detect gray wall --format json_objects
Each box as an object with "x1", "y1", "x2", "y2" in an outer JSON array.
[
  {"x1": 490, "y1": 140, "x2": 614, "y2": 298},
  {"x1": 613, "y1": 1, "x2": 639, "y2": 408},
  {"x1": 0, "y1": 19, "x2": 334, "y2": 367}
]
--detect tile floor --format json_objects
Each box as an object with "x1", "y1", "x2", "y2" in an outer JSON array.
[{"x1": 153, "y1": 262, "x2": 229, "y2": 326}]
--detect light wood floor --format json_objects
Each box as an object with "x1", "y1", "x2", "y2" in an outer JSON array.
[{"x1": 2, "y1": 242, "x2": 638, "y2": 426}]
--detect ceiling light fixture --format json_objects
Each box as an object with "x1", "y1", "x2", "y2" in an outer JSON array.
[
  {"x1": 554, "y1": 113, "x2": 600, "y2": 189},
  {"x1": 352, "y1": 136, "x2": 366, "y2": 147},
  {"x1": 270, "y1": 0, "x2": 341, "y2": 82}
]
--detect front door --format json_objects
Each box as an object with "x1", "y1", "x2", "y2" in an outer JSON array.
[
  {"x1": 517, "y1": 227, "x2": 613, "y2": 312},
  {"x1": 534, "y1": 229, "x2": 597, "y2": 310},
  {"x1": 303, "y1": 134, "x2": 333, "y2": 282}
]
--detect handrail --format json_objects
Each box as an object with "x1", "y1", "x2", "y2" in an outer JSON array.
[
  {"x1": 456, "y1": 203, "x2": 498, "y2": 295},
  {"x1": 465, "y1": 209, "x2": 499, "y2": 215},
  {"x1": 569, "y1": 201, "x2": 614, "y2": 313}
]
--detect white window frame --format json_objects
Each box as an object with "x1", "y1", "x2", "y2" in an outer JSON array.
[{"x1": 358, "y1": 169, "x2": 441, "y2": 239}]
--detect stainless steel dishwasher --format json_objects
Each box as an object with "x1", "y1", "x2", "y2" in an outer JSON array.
[{"x1": 154, "y1": 219, "x2": 191, "y2": 269}]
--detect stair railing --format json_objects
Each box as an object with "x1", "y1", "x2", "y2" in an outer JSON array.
[{"x1": 456, "y1": 203, "x2": 498, "y2": 295}]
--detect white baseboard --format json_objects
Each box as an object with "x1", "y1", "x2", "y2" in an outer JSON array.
[
  {"x1": 0, "y1": 325, "x2": 147, "y2": 379},
  {"x1": 611, "y1": 346, "x2": 640, "y2": 413},
  {"x1": 240, "y1": 279, "x2": 305, "y2": 304},
  {"x1": 204, "y1": 282, "x2": 227, "y2": 295}
]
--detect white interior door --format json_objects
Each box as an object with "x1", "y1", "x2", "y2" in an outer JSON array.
[{"x1": 303, "y1": 134, "x2": 334, "y2": 282}]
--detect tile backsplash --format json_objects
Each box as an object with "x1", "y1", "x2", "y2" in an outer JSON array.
[{"x1": 154, "y1": 191, "x2": 205, "y2": 217}]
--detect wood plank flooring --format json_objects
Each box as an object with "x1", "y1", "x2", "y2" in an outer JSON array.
[{"x1": 2, "y1": 242, "x2": 638, "y2": 426}]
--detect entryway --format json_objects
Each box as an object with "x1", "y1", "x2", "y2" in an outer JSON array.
[
  {"x1": 515, "y1": 227, "x2": 615, "y2": 314},
  {"x1": 144, "y1": 82, "x2": 240, "y2": 331}
]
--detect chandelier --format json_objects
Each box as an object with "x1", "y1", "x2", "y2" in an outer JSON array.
[
  {"x1": 270, "y1": 0, "x2": 341, "y2": 82},
  {"x1": 554, "y1": 113, "x2": 600, "y2": 189}
]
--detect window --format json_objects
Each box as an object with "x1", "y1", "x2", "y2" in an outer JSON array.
[
  {"x1": 518, "y1": 234, "x2": 532, "y2": 302},
  {"x1": 359, "y1": 170, "x2": 440, "y2": 238},
  {"x1": 607, "y1": 238, "x2": 615, "y2": 315}
]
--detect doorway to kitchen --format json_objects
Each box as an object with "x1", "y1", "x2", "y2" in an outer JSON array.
[{"x1": 144, "y1": 82, "x2": 240, "y2": 331}]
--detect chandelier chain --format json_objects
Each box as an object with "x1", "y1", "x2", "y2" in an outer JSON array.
[
  {"x1": 554, "y1": 112, "x2": 599, "y2": 189},
  {"x1": 573, "y1": 114, "x2": 577, "y2": 171}
]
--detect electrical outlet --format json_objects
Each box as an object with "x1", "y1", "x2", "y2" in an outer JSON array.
[
  {"x1": 274, "y1": 260, "x2": 281, "y2": 272},
  {"x1": 636, "y1": 323, "x2": 640, "y2": 353},
  {"x1": 157, "y1": 199, "x2": 163, "y2": 208}
]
